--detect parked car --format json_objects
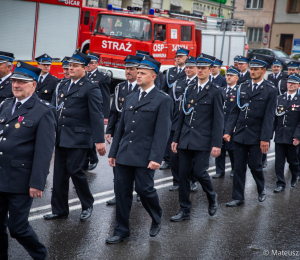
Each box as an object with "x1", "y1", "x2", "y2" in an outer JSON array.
[
  {"x1": 290, "y1": 53, "x2": 300, "y2": 60},
  {"x1": 247, "y1": 48, "x2": 300, "y2": 70}
]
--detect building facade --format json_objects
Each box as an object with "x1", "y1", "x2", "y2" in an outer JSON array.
[
  {"x1": 234, "y1": 0, "x2": 275, "y2": 50},
  {"x1": 269, "y1": 0, "x2": 300, "y2": 55}
]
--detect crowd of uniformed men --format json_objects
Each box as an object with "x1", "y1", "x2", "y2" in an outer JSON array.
[{"x1": 0, "y1": 46, "x2": 300, "y2": 258}]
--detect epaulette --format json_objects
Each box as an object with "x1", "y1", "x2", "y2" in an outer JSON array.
[
  {"x1": 159, "y1": 90, "x2": 168, "y2": 96},
  {"x1": 39, "y1": 99, "x2": 52, "y2": 107},
  {"x1": 212, "y1": 83, "x2": 220, "y2": 89},
  {"x1": 53, "y1": 75, "x2": 59, "y2": 80},
  {"x1": 265, "y1": 80, "x2": 275, "y2": 88}
]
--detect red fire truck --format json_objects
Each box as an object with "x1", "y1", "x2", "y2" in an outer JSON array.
[
  {"x1": 0, "y1": 0, "x2": 104, "y2": 78},
  {"x1": 89, "y1": 5, "x2": 247, "y2": 86}
]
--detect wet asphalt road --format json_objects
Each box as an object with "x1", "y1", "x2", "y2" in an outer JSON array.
[{"x1": 7, "y1": 141, "x2": 300, "y2": 260}]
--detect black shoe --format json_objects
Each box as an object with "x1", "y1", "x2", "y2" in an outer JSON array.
[
  {"x1": 43, "y1": 214, "x2": 68, "y2": 220},
  {"x1": 137, "y1": 195, "x2": 141, "y2": 202},
  {"x1": 208, "y1": 203, "x2": 218, "y2": 216},
  {"x1": 258, "y1": 191, "x2": 266, "y2": 202},
  {"x1": 88, "y1": 162, "x2": 98, "y2": 171},
  {"x1": 170, "y1": 211, "x2": 190, "y2": 222},
  {"x1": 169, "y1": 185, "x2": 179, "y2": 191},
  {"x1": 230, "y1": 170, "x2": 234, "y2": 178},
  {"x1": 190, "y1": 182, "x2": 198, "y2": 192},
  {"x1": 149, "y1": 222, "x2": 161, "y2": 237},
  {"x1": 159, "y1": 163, "x2": 170, "y2": 170},
  {"x1": 274, "y1": 186, "x2": 285, "y2": 193},
  {"x1": 106, "y1": 236, "x2": 126, "y2": 244},
  {"x1": 212, "y1": 173, "x2": 225, "y2": 179},
  {"x1": 291, "y1": 176, "x2": 299, "y2": 187},
  {"x1": 106, "y1": 197, "x2": 116, "y2": 205},
  {"x1": 226, "y1": 200, "x2": 245, "y2": 207},
  {"x1": 262, "y1": 160, "x2": 267, "y2": 168},
  {"x1": 80, "y1": 206, "x2": 93, "y2": 222}
]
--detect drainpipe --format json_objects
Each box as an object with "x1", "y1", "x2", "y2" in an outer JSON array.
[{"x1": 269, "y1": 0, "x2": 276, "y2": 48}]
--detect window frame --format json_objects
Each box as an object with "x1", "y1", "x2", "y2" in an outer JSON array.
[
  {"x1": 181, "y1": 26, "x2": 192, "y2": 42},
  {"x1": 248, "y1": 27, "x2": 263, "y2": 42},
  {"x1": 245, "y1": 0, "x2": 264, "y2": 9},
  {"x1": 83, "y1": 11, "x2": 90, "y2": 25},
  {"x1": 286, "y1": 0, "x2": 300, "y2": 13}
]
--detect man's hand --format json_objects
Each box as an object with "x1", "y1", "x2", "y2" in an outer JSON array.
[
  {"x1": 30, "y1": 188, "x2": 43, "y2": 198},
  {"x1": 147, "y1": 161, "x2": 160, "y2": 170},
  {"x1": 211, "y1": 147, "x2": 221, "y2": 158},
  {"x1": 223, "y1": 134, "x2": 231, "y2": 142},
  {"x1": 104, "y1": 118, "x2": 108, "y2": 125},
  {"x1": 260, "y1": 141, "x2": 269, "y2": 154},
  {"x1": 96, "y1": 143, "x2": 106, "y2": 156},
  {"x1": 105, "y1": 134, "x2": 112, "y2": 144},
  {"x1": 109, "y1": 158, "x2": 116, "y2": 167},
  {"x1": 293, "y1": 138, "x2": 300, "y2": 146},
  {"x1": 171, "y1": 142, "x2": 178, "y2": 154}
]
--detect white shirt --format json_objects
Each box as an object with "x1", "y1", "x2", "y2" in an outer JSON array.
[
  {"x1": 197, "y1": 79, "x2": 209, "y2": 93},
  {"x1": 251, "y1": 79, "x2": 264, "y2": 91},
  {"x1": 128, "y1": 80, "x2": 137, "y2": 92},
  {"x1": 139, "y1": 85, "x2": 155, "y2": 100},
  {"x1": 68, "y1": 78, "x2": 81, "y2": 92},
  {"x1": 38, "y1": 73, "x2": 49, "y2": 83},
  {"x1": 211, "y1": 73, "x2": 220, "y2": 81},
  {"x1": 88, "y1": 68, "x2": 98, "y2": 77},
  {"x1": 226, "y1": 84, "x2": 236, "y2": 93},
  {"x1": 240, "y1": 71, "x2": 247, "y2": 77},
  {"x1": 12, "y1": 95, "x2": 32, "y2": 115},
  {"x1": 177, "y1": 66, "x2": 185, "y2": 74},
  {"x1": 0, "y1": 73, "x2": 11, "y2": 83},
  {"x1": 273, "y1": 73, "x2": 280, "y2": 79},
  {"x1": 186, "y1": 75, "x2": 197, "y2": 84},
  {"x1": 287, "y1": 92, "x2": 297, "y2": 101}
]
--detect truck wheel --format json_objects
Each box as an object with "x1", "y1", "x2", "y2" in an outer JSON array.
[{"x1": 81, "y1": 44, "x2": 90, "y2": 54}]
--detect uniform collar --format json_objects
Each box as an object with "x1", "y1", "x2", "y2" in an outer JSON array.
[
  {"x1": 186, "y1": 75, "x2": 197, "y2": 81},
  {"x1": 177, "y1": 66, "x2": 185, "y2": 73},
  {"x1": 251, "y1": 79, "x2": 264, "y2": 88},
  {"x1": 198, "y1": 79, "x2": 209, "y2": 91},
  {"x1": 211, "y1": 73, "x2": 220, "y2": 80},
  {"x1": 140, "y1": 84, "x2": 155, "y2": 95},
  {"x1": 287, "y1": 91, "x2": 297, "y2": 100},
  {"x1": 128, "y1": 80, "x2": 137, "y2": 89},
  {"x1": 15, "y1": 94, "x2": 33, "y2": 106},
  {"x1": 39, "y1": 72, "x2": 49, "y2": 81},
  {"x1": 90, "y1": 68, "x2": 98, "y2": 75},
  {"x1": 1, "y1": 72, "x2": 11, "y2": 82}
]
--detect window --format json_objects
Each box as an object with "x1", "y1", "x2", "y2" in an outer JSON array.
[
  {"x1": 212, "y1": 7, "x2": 214, "y2": 14},
  {"x1": 248, "y1": 28, "x2": 263, "y2": 42},
  {"x1": 84, "y1": 11, "x2": 90, "y2": 25},
  {"x1": 265, "y1": 50, "x2": 274, "y2": 56},
  {"x1": 199, "y1": 4, "x2": 202, "y2": 10},
  {"x1": 286, "y1": 0, "x2": 300, "y2": 13},
  {"x1": 181, "y1": 26, "x2": 192, "y2": 41},
  {"x1": 220, "y1": 9, "x2": 223, "y2": 15},
  {"x1": 203, "y1": 5, "x2": 206, "y2": 11},
  {"x1": 207, "y1": 6, "x2": 210, "y2": 12},
  {"x1": 245, "y1": 0, "x2": 264, "y2": 9}
]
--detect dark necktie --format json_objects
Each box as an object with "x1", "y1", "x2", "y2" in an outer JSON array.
[
  {"x1": 186, "y1": 79, "x2": 190, "y2": 85},
  {"x1": 39, "y1": 76, "x2": 43, "y2": 84},
  {"x1": 178, "y1": 68, "x2": 182, "y2": 74},
  {"x1": 129, "y1": 83, "x2": 133, "y2": 94},
  {"x1": 68, "y1": 82, "x2": 74, "y2": 93},
  {"x1": 252, "y1": 83, "x2": 258, "y2": 92},
  {"x1": 139, "y1": 91, "x2": 147, "y2": 102},
  {"x1": 227, "y1": 87, "x2": 231, "y2": 94},
  {"x1": 87, "y1": 72, "x2": 91, "y2": 78},
  {"x1": 13, "y1": 101, "x2": 22, "y2": 115},
  {"x1": 287, "y1": 94, "x2": 292, "y2": 106}
]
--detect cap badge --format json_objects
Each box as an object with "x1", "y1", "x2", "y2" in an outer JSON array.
[
  {"x1": 127, "y1": 55, "x2": 130, "y2": 59},
  {"x1": 17, "y1": 62, "x2": 21, "y2": 67},
  {"x1": 200, "y1": 54, "x2": 203, "y2": 58},
  {"x1": 253, "y1": 56, "x2": 256, "y2": 59},
  {"x1": 45, "y1": 54, "x2": 48, "y2": 58},
  {"x1": 73, "y1": 51, "x2": 77, "y2": 55}
]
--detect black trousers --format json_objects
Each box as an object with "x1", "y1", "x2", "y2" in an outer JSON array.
[
  {"x1": 215, "y1": 139, "x2": 234, "y2": 175},
  {"x1": 114, "y1": 163, "x2": 162, "y2": 238},
  {"x1": 170, "y1": 131, "x2": 197, "y2": 186},
  {"x1": 232, "y1": 142, "x2": 265, "y2": 200},
  {"x1": 0, "y1": 192, "x2": 47, "y2": 260},
  {"x1": 85, "y1": 144, "x2": 99, "y2": 165},
  {"x1": 162, "y1": 132, "x2": 172, "y2": 164},
  {"x1": 178, "y1": 149, "x2": 216, "y2": 213},
  {"x1": 275, "y1": 143, "x2": 299, "y2": 188},
  {"x1": 51, "y1": 146, "x2": 94, "y2": 215}
]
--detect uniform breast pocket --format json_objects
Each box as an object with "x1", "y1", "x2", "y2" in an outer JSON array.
[
  {"x1": 175, "y1": 86, "x2": 182, "y2": 93},
  {"x1": 254, "y1": 98, "x2": 267, "y2": 109},
  {"x1": 13, "y1": 120, "x2": 35, "y2": 138},
  {"x1": 71, "y1": 93, "x2": 85, "y2": 99},
  {"x1": 240, "y1": 94, "x2": 249, "y2": 106},
  {"x1": 199, "y1": 100, "x2": 211, "y2": 113},
  {"x1": 141, "y1": 107, "x2": 156, "y2": 121}
]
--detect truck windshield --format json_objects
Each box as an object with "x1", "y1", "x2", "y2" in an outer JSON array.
[{"x1": 95, "y1": 14, "x2": 152, "y2": 41}]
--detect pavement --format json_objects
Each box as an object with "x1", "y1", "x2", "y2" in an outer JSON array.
[{"x1": 7, "y1": 140, "x2": 300, "y2": 260}]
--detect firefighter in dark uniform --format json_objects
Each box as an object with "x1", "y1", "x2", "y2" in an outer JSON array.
[
  {"x1": 0, "y1": 51, "x2": 14, "y2": 102},
  {"x1": 43, "y1": 51, "x2": 106, "y2": 222},
  {"x1": 161, "y1": 47, "x2": 189, "y2": 170},
  {"x1": 106, "y1": 57, "x2": 173, "y2": 244},
  {"x1": 0, "y1": 61, "x2": 56, "y2": 260},
  {"x1": 237, "y1": 56, "x2": 251, "y2": 85},
  {"x1": 273, "y1": 73, "x2": 300, "y2": 192},
  {"x1": 83, "y1": 52, "x2": 111, "y2": 171},
  {"x1": 233, "y1": 55, "x2": 239, "y2": 68},
  {"x1": 213, "y1": 66, "x2": 240, "y2": 179},
  {"x1": 277, "y1": 61, "x2": 299, "y2": 95},
  {"x1": 210, "y1": 58, "x2": 227, "y2": 88},
  {"x1": 170, "y1": 53, "x2": 223, "y2": 221},
  {"x1": 168, "y1": 56, "x2": 198, "y2": 192},
  {"x1": 105, "y1": 55, "x2": 143, "y2": 206},
  {"x1": 224, "y1": 57, "x2": 277, "y2": 207},
  {"x1": 35, "y1": 54, "x2": 59, "y2": 102},
  {"x1": 267, "y1": 60, "x2": 288, "y2": 92},
  {"x1": 135, "y1": 50, "x2": 164, "y2": 89},
  {"x1": 51, "y1": 56, "x2": 71, "y2": 107}
]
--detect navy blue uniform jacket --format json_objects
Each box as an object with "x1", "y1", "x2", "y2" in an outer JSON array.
[
  {"x1": 162, "y1": 66, "x2": 186, "y2": 95},
  {"x1": 0, "y1": 75, "x2": 13, "y2": 102},
  {"x1": 211, "y1": 74, "x2": 227, "y2": 88},
  {"x1": 0, "y1": 93, "x2": 56, "y2": 193},
  {"x1": 267, "y1": 72, "x2": 288, "y2": 94},
  {"x1": 225, "y1": 80, "x2": 277, "y2": 145},
  {"x1": 36, "y1": 73, "x2": 59, "y2": 102},
  {"x1": 108, "y1": 87, "x2": 173, "y2": 167},
  {"x1": 237, "y1": 71, "x2": 251, "y2": 85}
]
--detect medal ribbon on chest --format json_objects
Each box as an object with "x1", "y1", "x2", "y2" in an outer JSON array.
[{"x1": 15, "y1": 116, "x2": 24, "y2": 129}]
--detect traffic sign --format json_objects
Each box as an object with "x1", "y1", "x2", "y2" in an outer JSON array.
[
  {"x1": 263, "y1": 35, "x2": 268, "y2": 45},
  {"x1": 264, "y1": 24, "x2": 270, "y2": 33}
]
